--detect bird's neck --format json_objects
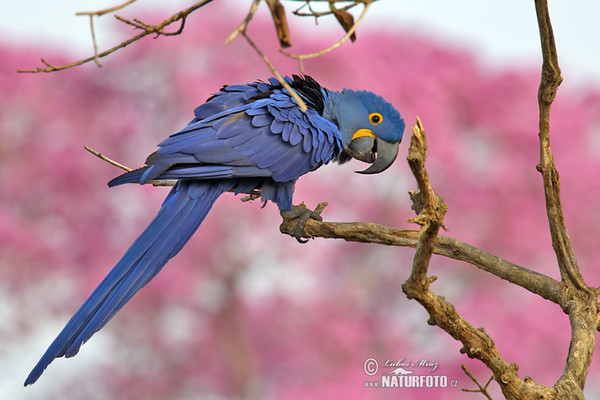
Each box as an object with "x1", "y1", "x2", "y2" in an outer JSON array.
[{"x1": 322, "y1": 91, "x2": 343, "y2": 127}]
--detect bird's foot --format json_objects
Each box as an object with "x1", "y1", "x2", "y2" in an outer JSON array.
[{"x1": 280, "y1": 202, "x2": 328, "y2": 244}]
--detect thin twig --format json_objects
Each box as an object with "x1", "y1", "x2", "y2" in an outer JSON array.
[
  {"x1": 89, "y1": 16, "x2": 102, "y2": 67},
  {"x1": 75, "y1": 0, "x2": 137, "y2": 17},
  {"x1": 77, "y1": 0, "x2": 138, "y2": 68},
  {"x1": 280, "y1": 0, "x2": 372, "y2": 74},
  {"x1": 84, "y1": 146, "x2": 174, "y2": 187},
  {"x1": 241, "y1": 32, "x2": 307, "y2": 112},
  {"x1": 18, "y1": 0, "x2": 214, "y2": 73},
  {"x1": 292, "y1": 1, "x2": 360, "y2": 18},
  {"x1": 225, "y1": 0, "x2": 261, "y2": 45},
  {"x1": 84, "y1": 146, "x2": 132, "y2": 172},
  {"x1": 240, "y1": 190, "x2": 262, "y2": 202},
  {"x1": 223, "y1": 0, "x2": 306, "y2": 111},
  {"x1": 461, "y1": 365, "x2": 495, "y2": 400},
  {"x1": 292, "y1": 1, "x2": 319, "y2": 24}
]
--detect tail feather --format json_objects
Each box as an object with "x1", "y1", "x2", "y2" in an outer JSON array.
[{"x1": 25, "y1": 180, "x2": 233, "y2": 386}]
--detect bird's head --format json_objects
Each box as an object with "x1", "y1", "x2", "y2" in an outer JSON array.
[{"x1": 327, "y1": 89, "x2": 405, "y2": 174}]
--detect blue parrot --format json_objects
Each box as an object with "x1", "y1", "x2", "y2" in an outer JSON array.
[{"x1": 25, "y1": 75, "x2": 405, "y2": 385}]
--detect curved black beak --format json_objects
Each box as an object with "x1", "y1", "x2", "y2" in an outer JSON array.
[
  {"x1": 354, "y1": 137, "x2": 400, "y2": 175},
  {"x1": 346, "y1": 135, "x2": 376, "y2": 163}
]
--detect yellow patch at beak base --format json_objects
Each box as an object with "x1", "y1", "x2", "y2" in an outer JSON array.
[{"x1": 352, "y1": 129, "x2": 375, "y2": 141}]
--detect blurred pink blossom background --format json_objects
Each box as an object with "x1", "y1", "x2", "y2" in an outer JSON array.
[{"x1": 2, "y1": 3, "x2": 600, "y2": 400}]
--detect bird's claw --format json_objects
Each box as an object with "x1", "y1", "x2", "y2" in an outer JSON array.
[{"x1": 280, "y1": 202, "x2": 327, "y2": 243}]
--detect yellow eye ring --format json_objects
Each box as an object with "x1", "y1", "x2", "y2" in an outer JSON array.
[{"x1": 369, "y1": 112, "x2": 383, "y2": 125}]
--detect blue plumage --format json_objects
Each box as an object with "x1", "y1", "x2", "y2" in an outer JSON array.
[
  {"x1": 25, "y1": 75, "x2": 405, "y2": 386},
  {"x1": 25, "y1": 180, "x2": 234, "y2": 384}
]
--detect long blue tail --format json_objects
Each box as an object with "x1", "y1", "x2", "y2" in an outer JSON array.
[{"x1": 25, "y1": 180, "x2": 233, "y2": 386}]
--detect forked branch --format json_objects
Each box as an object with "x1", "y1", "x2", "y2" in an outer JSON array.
[
  {"x1": 280, "y1": 0, "x2": 373, "y2": 73},
  {"x1": 18, "y1": 0, "x2": 214, "y2": 73},
  {"x1": 535, "y1": 0, "x2": 587, "y2": 293},
  {"x1": 534, "y1": 0, "x2": 598, "y2": 395}
]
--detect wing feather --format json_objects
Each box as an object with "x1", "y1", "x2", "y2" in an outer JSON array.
[{"x1": 132, "y1": 80, "x2": 342, "y2": 185}]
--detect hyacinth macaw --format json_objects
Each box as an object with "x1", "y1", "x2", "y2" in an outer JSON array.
[{"x1": 25, "y1": 75, "x2": 405, "y2": 385}]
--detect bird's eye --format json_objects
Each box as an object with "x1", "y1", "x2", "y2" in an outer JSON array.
[{"x1": 369, "y1": 113, "x2": 383, "y2": 125}]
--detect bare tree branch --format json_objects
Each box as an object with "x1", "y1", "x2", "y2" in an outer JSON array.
[
  {"x1": 75, "y1": 0, "x2": 139, "y2": 65},
  {"x1": 280, "y1": 0, "x2": 373, "y2": 74},
  {"x1": 401, "y1": 118, "x2": 446, "y2": 287},
  {"x1": 222, "y1": 0, "x2": 307, "y2": 111},
  {"x1": 265, "y1": 0, "x2": 292, "y2": 47},
  {"x1": 461, "y1": 364, "x2": 495, "y2": 400},
  {"x1": 84, "y1": 146, "x2": 175, "y2": 187},
  {"x1": 75, "y1": 0, "x2": 138, "y2": 17},
  {"x1": 240, "y1": 31, "x2": 308, "y2": 112},
  {"x1": 535, "y1": 0, "x2": 588, "y2": 293},
  {"x1": 18, "y1": 0, "x2": 214, "y2": 73},
  {"x1": 84, "y1": 146, "x2": 132, "y2": 172},
  {"x1": 292, "y1": 1, "x2": 361, "y2": 19},
  {"x1": 77, "y1": 13, "x2": 103, "y2": 66},
  {"x1": 279, "y1": 116, "x2": 591, "y2": 399},
  {"x1": 534, "y1": 0, "x2": 598, "y2": 396},
  {"x1": 17, "y1": 0, "x2": 377, "y2": 77},
  {"x1": 225, "y1": 0, "x2": 261, "y2": 45},
  {"x1": 279, "y1": 218, "x2": 564, "y2": 304},
  {"x1": 398, "y1": 120, "x2": 553, "y2": 399}
]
